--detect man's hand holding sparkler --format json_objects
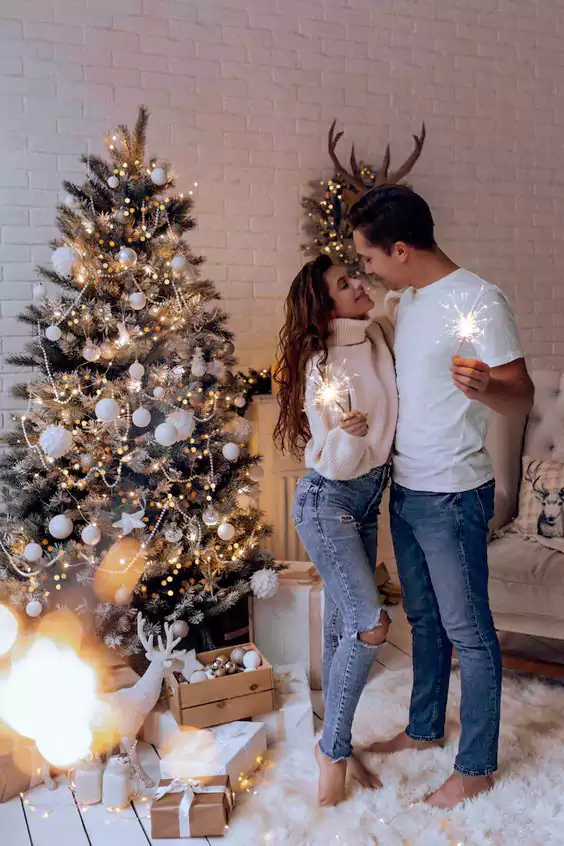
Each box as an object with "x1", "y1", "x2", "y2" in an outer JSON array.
[
  {"x1": 451, "y1": 356, "x2": 491, "y2": 398},
  {"x1": 339, "y1": 410, "x2": 368, "y2": 437}
]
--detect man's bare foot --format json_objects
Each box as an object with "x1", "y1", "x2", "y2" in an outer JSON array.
[
  {"x1": 347, "y1": 751, "x2": 382, "y2": 790},
  {"x1": 314, "y1": 744, "x2": 347, "y2": 807},
  {"x1": 425, "y1": 772, "x2": 493, "y2": 809},
  {"x1": 367, "y1": 730, "x2": 444, "y2": 755}
]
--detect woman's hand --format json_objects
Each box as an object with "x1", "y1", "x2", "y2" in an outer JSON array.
[{"x1": 339, "y1": 411, "x2": 368, "y2": 437}]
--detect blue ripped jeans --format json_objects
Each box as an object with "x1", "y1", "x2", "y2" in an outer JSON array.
[
  {"x1": 292, "y1": 466, "x2": 389, "y2": 761},
  {"x1": 391, "y1": 480, "x2": 501, "y2": 776}
]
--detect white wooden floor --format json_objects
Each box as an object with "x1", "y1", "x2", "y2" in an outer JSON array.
[{"x1": 3, "y1": 601, "x2": 562, "y2": 845}]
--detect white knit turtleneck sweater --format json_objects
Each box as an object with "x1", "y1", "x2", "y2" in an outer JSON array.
[{"x1": 304, "y1": 317, "x2": 398, "y2": 480}]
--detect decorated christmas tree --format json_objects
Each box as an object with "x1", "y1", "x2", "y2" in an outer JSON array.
[
  {"x1": 0, "y1": 107, "x2": 280, "y2": 656},
  {"x1": 301, "y1": 121, "x2": 426, "y2": 272}
]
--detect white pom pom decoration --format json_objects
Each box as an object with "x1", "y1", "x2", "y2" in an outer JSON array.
[
  {"x1": 26, "y1": 600, "x2": 43, "y2": 619},
  {"x1": 24, "y1": 543, "x2": 43, "y2": 563},
  {"x1": 128, "y1": 361, "x2": 145, "y2": 380},
  {"x1": 234, "y1": 396, "x2": 246, "y2": 409},
  {"x1": 107, "y1": 175, "x2": 120, "y2": 189},
  {"x1": 80, "y1": 454, "x2": 94, "y2": 470},
  {"x1": 155, "y1": 422, "x2": 178, "y2": 447},
  {"x1": 222, "y1": 442, "x2": 240, "y2": 462},
  {"x1": 118, "y1": 247, "x2": 137, "y2": 268},
  {"x1": 242, "y1": 649, "x2": 262, "y2": 669},
  {"x1": 81, "y1": 523, "x2": 101, "y2": 546},
  {"x1": 49, "y1": 514, "x2": 73, "y2": 539},
  {"x1": 45, "y1": 325, "x2": 62, "y2": 342},
  {"x1": 153, "y1": 386, "x2": 165, "y2": 400},
  {"x1": 132, "y1": 407, "x2": 151, "y2": 428},
  {"x1": 217, "y1": 522, "x2": 236, "y2": 542},
  {"x1": 128, "y1": 291, "x2": 146, "y2": 310},
  {"x1": 170, "y1": 254, "x2": 189, "y2": 272},
  {"x1": 166, "y1": 410, "x2": 194, "y2": 441},
  {"x1": 151, "y1": 167, "x2": 168, "y2": 186},
  {"x1": 39, "y1": 425, "x2": 73, "y2": 459},
  {"x1": 248, "y1": 465, "x2": 264, "y2": 482},
  {"x1": 51, "y1": 246, "x2": 78, "y2": 277},
  {"x1": 95, "y1": 397, "x2": 119, "y2": 423},
  {"x1": 251, "y1": 568, "x2": 279, "y2": 600}
]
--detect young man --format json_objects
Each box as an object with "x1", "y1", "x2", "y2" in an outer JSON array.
[{"x1": 350, "y1": 185, "x2": 534, "y2": 809}]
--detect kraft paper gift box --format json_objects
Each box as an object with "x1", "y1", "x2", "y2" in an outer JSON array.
[
  {"x1": 252, "y1": 561, "x2": 325, "y2": 690},
  {"x1": 0, "y1": 734, "x2": 53, "y2": 804},
  {"x1": 160, "y1": 720, "x2": 267, "y2": 795},
  {"x1": 253, "y1": 663, "x2": 314, "y2": 746},
  {"x1": 151, "y1": 775, "x2": 233, "y2": 839}
]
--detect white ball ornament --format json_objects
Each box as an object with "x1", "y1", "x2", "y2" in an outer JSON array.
[
  {"x1": 242, "y1": 649, "x2": 262, "y2": 670},
  {"x1": 95, "y1": 397, "x2": 119, "y2": 423},
  {"x1": 166, "y1": 410, "x2": 195, "y2": 441},
  {"x1": 153, "y1": 386, "x2": 165, "y2": 400},
  {"x1": 114, "y1": 587, "x2": 131, "y2": 606},
  {"x1": 202, "y1": 506, "x2": 220, "y2": 527},
  {"x1": 230, "y1": 647, "x2": 246, "y2": 666},
  {"x1": 80, "y1": 454, "x2": 94, "y2": 470},
  {"x1": 171, "y1": 620, "x2": 189, "y2": 639},
  {"x1": 81, "y1": 523, "x2": 101, "y2": 546},
  {"x1": 217, "y1": 522, "x2": 236, "y2": 542},
  {"x1": 234, "y1": 396, "x2": 246, "y2": 409},
  {"x1": 189, "y1": 670, "x2": 208, "y2": 684},
  {"x1": 39, "y1": 425, "x2": 73, "y2": 459},
  {"x1": 33, "y1": 282, "x2": 45, "y2": 298},
  {"x1": 115, "y1": 209, "x2": 128, "y2": 223},
  {"x1": 128, "y1": 291, "x2": 146, "y2": 310},
  {"x1": 172, "y1": 365, "x2": 184, "y2": 377},
  {"x1": 150, "y1": 167, "x2": 168, "y2": 186},
  {"x1": 248, "y1": 465, "x2": 264, "y2": 482},
  {"x1": 26, "y1": 600, "x2": 43, "y2": 619},
  {"x1": 49, "y1": 514, "x2": 73, "y2": 539},
  {"x1": 83, "y1": 344, "x2": 101, "y2": 362},
  {"x1": 24, "y1": 543, "x2": 43, "y2": 563},
  {"x1": 170, "y1": 254, "x2": 189, "y2": 273},
  {"x1": 155, "y1": 422, "x2": 178, "y2": 447},
  {"x1": 132, "y1": 407, "x2": 151, "y2": 428},
  {"x1": 107, "y1": 175, "x2": 119, "y2": 189},
  {"x1": 64, "y1": 193, "x2": 76, "y2": 206},
  {"x1": 51, "y1": 246, "x2": 78, "y2": 277},
  {"x1": 222, "y1": 442, "x2": 240, "y2": 462},
  {"x1": 128, "y1": 360, "x2": 145, "y2": 380},
  {"x1": 118, "y1": 247, "x2": 137, "y2": 268},
  {"x1": 45, "y1": 325, "x2": 62, "y2": 342}
]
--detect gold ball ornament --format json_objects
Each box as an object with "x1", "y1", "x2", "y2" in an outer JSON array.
[{"x1": 94, "y1": 536, "x2": 147, "y2": 602}]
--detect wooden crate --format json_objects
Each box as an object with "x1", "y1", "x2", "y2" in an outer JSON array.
[{"x1": 166, "y1": 642, "x2": 276, "y2": 729}]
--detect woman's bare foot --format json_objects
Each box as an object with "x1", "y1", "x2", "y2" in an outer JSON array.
[
  {"x1": 314, "y1": 744, "x2": 347, "y2": 807},
  {"x1": 425, "y1": 772, "x2": 493, "y2": 809},
  {"x1": 367, "y1": 730, "x2": 444, "y2": 755},
  {"x1": 347, "y1": 751, "x2": 382, "y2": 790}
]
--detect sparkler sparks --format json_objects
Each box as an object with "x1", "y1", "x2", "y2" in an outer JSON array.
[
  {"x1": 311, "y1": 365, "x2": 351, "y2": 414},
  {"x1": 443, "y1": 286, "x2": 489, "y2": 354}
]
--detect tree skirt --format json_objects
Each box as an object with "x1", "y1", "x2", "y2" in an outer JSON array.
[{"x1": 226, "y1": 668, "x2": 564, "y2": 845}]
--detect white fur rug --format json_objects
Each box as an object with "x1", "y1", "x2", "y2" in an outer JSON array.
[{"x1": 226, "y1": 668, "x2": 564, "y2": 846}]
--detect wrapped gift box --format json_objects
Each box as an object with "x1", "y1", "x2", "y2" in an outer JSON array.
[
  {"x1": 151, "y1": 775, "x2": 233, "y2": 839},
  {"x1": 253, "y1": 664, "x2": 314, "y2": 746},
  {"x1": 160, "y1": 721, "x2": 267, "y2": 795},
  {"x1": 0, "y1": 736, "x2": 52, "y2": 803},
  {"x1": 252, "y1": 561, "x2": 324, "y2": 689}
]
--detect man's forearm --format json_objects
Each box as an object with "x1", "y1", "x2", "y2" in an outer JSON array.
[{"x1": 479, "y1": 373, "x2": 534, "y2": 416}]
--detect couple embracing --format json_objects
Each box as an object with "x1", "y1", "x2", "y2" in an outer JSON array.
[{"x1": 274, "y1": 186, "x2": 534, "y2": 809}]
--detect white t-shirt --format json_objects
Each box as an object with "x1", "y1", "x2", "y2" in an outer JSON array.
[{"x1": 392, "y1": 268, "x2": 523, "y2": 493}]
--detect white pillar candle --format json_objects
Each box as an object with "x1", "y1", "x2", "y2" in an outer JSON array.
[
  {"x1": 71, "y1": 759, "x2": 104, "y2": 806},
  {"x1": 102, "y1": 756, "x2": 131, "y2": 810}
]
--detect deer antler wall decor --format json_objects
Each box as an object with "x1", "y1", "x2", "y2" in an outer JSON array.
[{"x1": 302, "y1": 121, "x2": 427, "y2": 271}]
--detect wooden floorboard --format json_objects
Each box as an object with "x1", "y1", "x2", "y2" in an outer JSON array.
[
  {"x1": 2, "y1": 797, "x2": 32, "y2": 846},
  {"x1": 22, "y1": 777, "x2": 91, "y2": 846}
]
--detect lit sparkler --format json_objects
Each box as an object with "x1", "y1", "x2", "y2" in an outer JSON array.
[
  {"x1": 312, "y1": 364, "x2": 351, "y2": 414},
  {"x1": 443, "y1": 285, "x2": 489, "y2": 355}
]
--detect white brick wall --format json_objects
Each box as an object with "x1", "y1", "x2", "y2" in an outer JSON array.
[{"x1": 1, "y1": 0, "x2": 564, "y2": 434}]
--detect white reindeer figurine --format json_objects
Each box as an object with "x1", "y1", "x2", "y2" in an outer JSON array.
[{"x1": 101, "y1": 614, "x2": 184, "y2": 760}]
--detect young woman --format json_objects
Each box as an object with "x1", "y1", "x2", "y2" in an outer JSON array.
[{"x1": 274, "y1": 255, "x2": 398, "y2": 806}]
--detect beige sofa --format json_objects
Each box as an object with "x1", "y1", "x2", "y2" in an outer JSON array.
[{"x1": 487, "y1": 370, "x2": 564, "y2": 640}]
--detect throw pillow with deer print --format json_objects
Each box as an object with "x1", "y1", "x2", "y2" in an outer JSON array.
[{"x1": 514, "y1": 458, "x2": 564, "y2": 545}]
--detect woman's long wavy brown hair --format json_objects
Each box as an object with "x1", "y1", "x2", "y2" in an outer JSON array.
[{"x1": 273, "y1": 255, "x2": 335, "y2": 460}]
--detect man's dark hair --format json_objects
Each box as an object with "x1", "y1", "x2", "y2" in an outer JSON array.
[{"x1": 349, "y1": 185, "x2": 436, "y2": 251}]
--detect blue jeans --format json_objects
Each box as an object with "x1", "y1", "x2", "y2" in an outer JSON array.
[
  {"x1": 390, "y1": 480, "x2": 501, "y2": 776},
  {"x1": 292, "y1": 465, "x2": 389, "y2": 761}
]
